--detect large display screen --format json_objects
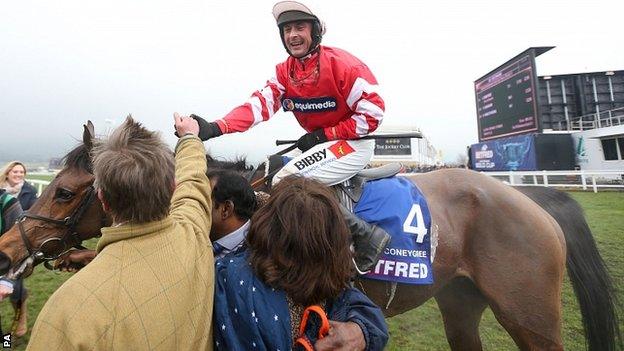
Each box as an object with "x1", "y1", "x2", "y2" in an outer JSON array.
[{"x1": 475, "y1": 53, "x2": 540, "y2": 141}]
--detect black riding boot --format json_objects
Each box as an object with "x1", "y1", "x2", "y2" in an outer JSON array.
[{"x1": 341, "y1": 206, "x2": 391, "y2": 273}]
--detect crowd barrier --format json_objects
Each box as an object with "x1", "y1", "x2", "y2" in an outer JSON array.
[
  {"x1": 29, "y1": 169, "x2": 624, "y2": 196},
  {"x1": 479, "y1": 170, "x2": 624, "y2": 193}
]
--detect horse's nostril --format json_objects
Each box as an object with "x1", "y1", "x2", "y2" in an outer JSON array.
[{"x1": 0, "y1": 251, "x2": 12, "y2": 276}]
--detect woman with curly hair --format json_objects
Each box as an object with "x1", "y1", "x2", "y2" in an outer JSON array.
[{"x1": 214, "y1": 176, "x2": 388, "y2": 351}]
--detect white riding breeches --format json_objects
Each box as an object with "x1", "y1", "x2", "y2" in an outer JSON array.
[{"x1": 273, "y1": 139, "x2": 374, "y2": 186}]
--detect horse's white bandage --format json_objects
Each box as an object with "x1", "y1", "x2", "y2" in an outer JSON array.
[
  {"x1": 430, "y1": 223, "x2": 439, "y2": 263},
  {"x1": 385, "y1": 281, "x2": 398, "y2": 309}
]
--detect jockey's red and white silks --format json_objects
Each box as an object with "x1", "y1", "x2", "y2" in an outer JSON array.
[
  {"x1": 215, "y1": 46, "x2": 384, "y2": 141},
  {"x1": 273, "y1": 139, "x2": 374, "y2": 186}
]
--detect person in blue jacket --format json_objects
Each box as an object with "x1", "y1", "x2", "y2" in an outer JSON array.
[{"x1": 214, "y1": 176, "x2": 388, "y2": 351}]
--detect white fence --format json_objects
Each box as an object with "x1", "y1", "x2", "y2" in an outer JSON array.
[
  {"x1": 26, "y1": 179, "x2": 52, "y2": 196},
  {"x1": 482, "y1": 170, "x2": 624, "y2": 193},
  {"x1": 28, "y1": 170, "x2": 624, "y2": 195}
]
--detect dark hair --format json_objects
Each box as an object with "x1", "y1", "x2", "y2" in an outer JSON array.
[
  {"x1": 247, "y1": 176, "x2": 352, "y2": 306},
  {"x1": 206, "y1": 169, "x2": 257, "y2": 220},
  {"x1": 92, "y1": 116, "x2": 174, "y2": 223}
]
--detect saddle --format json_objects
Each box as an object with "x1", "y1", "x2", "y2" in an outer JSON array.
[
  {"x1": 337, "y1": 163, "x2": 403, "y2": 206},
  {"x1": 263, "y1": 154, "x2": 402, "y2": 208}
]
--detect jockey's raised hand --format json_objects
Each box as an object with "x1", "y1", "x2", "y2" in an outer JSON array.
[{"x1": 190, "y1": 114, "x2": 222, "y2": 141}]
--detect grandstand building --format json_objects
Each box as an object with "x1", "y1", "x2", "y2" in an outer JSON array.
[
  {"x1": 369, "y1": 126, "x2": 441, "y2": 167},
  {"x1": 469, "y1": 47, "x2": 624, "y2": 171},
  {"x1": 539, "y1": 71, "x2": 624, "y2": 170}
]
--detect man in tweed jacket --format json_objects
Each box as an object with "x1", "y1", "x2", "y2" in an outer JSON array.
[{"x1": 28, "y1": 114, "x2": 215, "y2": 350}]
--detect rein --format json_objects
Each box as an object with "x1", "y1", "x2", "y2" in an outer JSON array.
[
  {"x1": 16, "y1": 185, "x2": 96, "y2": 265},
  {"x1": 250, "y1": 143, "x2": 299, "y2": 189}
]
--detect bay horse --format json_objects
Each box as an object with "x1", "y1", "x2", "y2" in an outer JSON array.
[{"x1": 0, "y1": 122, "x2": 620, "y2": 351}]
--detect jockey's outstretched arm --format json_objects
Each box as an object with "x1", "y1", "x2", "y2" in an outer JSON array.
[{"x1": 215, "y1": 76, "x2": 286, "y2": 134}]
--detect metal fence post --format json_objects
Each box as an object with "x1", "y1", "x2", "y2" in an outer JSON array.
[
  {"x1": 592, "y1": 176, "x2": 598, "y2": 193},
  {"x1": 581, "y1": 171, "x2": 587, "y2": 190}
]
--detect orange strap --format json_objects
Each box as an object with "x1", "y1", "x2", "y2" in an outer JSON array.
[{"x1": 294, "y1": 305, "x2": 330, "y2": 351}]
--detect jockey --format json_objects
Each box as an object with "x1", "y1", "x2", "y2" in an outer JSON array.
[{"x1": 193, "y1": 1, "x2": 389, "y2": 272}]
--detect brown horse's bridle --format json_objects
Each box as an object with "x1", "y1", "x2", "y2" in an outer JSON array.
[{"x1": 16, "y1": 185, "x2": 96, "y2": 264}]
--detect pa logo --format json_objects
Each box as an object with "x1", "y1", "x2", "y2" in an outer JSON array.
[
  {"x1": 282, "y1": 99, "x2": 295, "y2": 111},
  {"x1": 2, "y1": 333, "x2": 11, "y2": 349}
]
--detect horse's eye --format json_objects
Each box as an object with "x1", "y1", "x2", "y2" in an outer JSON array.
[{"x1": 55, "y1": 188, "x2": 75, "y2": 202}]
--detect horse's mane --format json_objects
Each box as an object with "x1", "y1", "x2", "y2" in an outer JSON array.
[
  {"x1": 61, "y1": 148, "x2": 252, "y2": 175},
  {"x1": 62, "y1": 143, "x2": 93, "y2": 173},
  {"x1": 205, "y1": 154, "x2": 254, "y2": 172}
]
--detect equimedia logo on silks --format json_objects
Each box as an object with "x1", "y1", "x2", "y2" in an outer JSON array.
[{"x1": 282, "y1": 97, "x2": 337, "y2": 113}]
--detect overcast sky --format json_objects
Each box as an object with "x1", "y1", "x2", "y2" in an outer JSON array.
[{"x1": 1, "y1": 0, "x2": 622, "y2": 165}]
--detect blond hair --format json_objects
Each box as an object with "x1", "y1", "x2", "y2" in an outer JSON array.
[
  {"x1": 1, "y1": 161, "x2": 26, "y2": 188},
  {"x1": 92, "y1": 116, "x2": 174, "y2": 223}
]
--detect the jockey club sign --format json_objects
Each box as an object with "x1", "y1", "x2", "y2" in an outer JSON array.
[{"x1": 374, "y1": 137, "x2": 411, "y2": 156}]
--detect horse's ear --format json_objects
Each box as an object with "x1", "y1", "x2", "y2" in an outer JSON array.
[{"x1": 83, "y1": 120, "x2": 95, "y2": 150}]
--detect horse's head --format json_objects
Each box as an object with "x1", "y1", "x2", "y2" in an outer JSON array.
[{"x1": 0, "y1": 122, "x2": 111, "y2": 278}]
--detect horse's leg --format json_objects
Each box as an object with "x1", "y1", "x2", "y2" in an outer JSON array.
[
  {"x1": 10, "y1": 279, "x2": 29, "y2": 337},
  {"x1": 477, "y1": 286, "x2": 564, "y2": 350},
  {"x1": 11, "y1": 296, "x2": 28, "y2": 337},
  {"x1": 470, "y1": 226, "x2": 565, "y2": 350},
  {"x1": 435, "y1": 277, "x2": 488, "y2": 351}
]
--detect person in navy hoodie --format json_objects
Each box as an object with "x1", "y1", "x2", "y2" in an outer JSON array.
[{"x1": 214, "y1": 176, "x2": 388, "y2": 351}]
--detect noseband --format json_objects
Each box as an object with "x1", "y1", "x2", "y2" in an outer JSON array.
[{"x1": 16, "y1": 185, "x2": 97, "y2": 263}]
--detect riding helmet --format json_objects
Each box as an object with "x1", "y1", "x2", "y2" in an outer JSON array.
[{"x1": 272, "y1": 1, "x2": 326, "y2": 57}]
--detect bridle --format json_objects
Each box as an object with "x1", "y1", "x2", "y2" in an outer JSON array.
[{"x1": 16, "y1": 185, "x2": 97, "y2": 264}]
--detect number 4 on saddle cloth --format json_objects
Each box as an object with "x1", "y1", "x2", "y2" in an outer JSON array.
[{"x1": 348, "y1": 174, "x2": 434, "y2": 285}]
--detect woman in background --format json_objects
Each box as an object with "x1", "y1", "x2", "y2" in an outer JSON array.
[
  {"x1": 0, "y1": 161, "x2": 38, "y2": 336},
  {"x1": 1, "y1": 161, "x2": 38, "y2": 211}
]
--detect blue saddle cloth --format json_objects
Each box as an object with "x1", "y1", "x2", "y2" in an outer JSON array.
[{"x1": 354, "y1": 177, "x2": 433, "y2": 285}]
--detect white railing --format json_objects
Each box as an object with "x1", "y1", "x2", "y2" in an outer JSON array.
[
  {"x1": 481, "y1": 170, "x2": 624, "y2": 193},
  {"x1": 28, "y1": 170, "x2": 624, "y2": 195},
  {"x1": 567, "y1": 107, "x2": 624, "y2": 131},
  {"x1": 26, "y1": 179, "x2": 51, "y2": 196}
]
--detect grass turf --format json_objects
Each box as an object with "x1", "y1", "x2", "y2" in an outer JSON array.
[{"x1": 1, "y1": 191, "x2": 622, "y2": 350}]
